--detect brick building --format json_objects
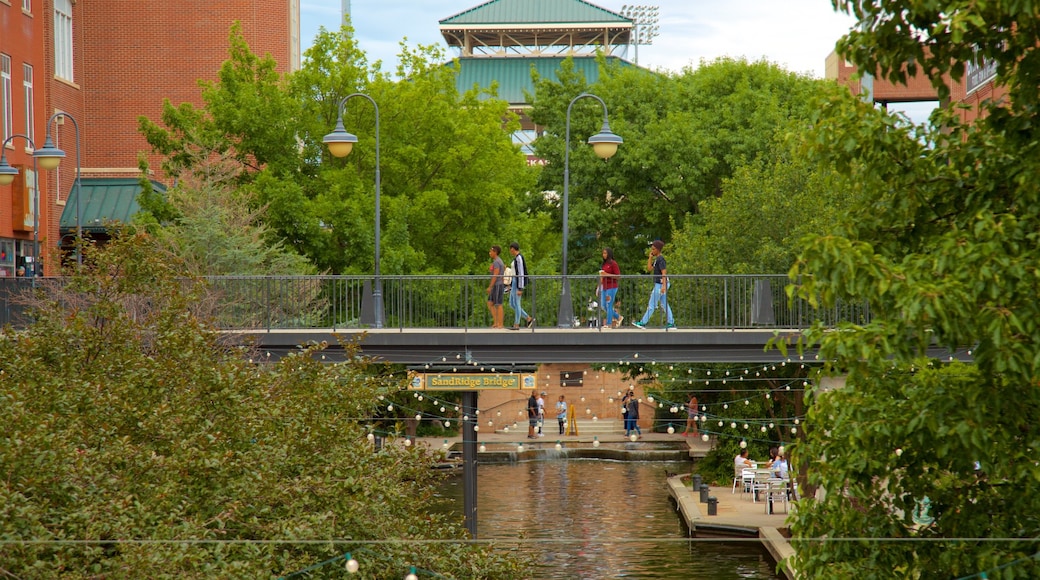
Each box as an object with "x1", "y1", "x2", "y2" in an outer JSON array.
[
  {"x1": 825, "y1": 48, "x2": 1005, "y2": 125},
  {"x1": 0, "y1": 0, "x2": 300, "y2": 275}
]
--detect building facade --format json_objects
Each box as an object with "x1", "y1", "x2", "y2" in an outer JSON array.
[{"x1": 0, "y1": 0, "x2": 300, "y2": 275}]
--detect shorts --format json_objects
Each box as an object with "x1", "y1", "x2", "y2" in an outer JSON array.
[
  {"x1": 488, "y1": 284, "x2": 504, "y2": 305},
  {"x1": 529, "y1": 417, "x2": 538, "y2": 427}
]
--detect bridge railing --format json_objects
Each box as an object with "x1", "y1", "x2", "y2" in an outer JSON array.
[
  {"x1": 0, "y1": 275, "x2": 871, "y2": 331},
  {"x1": 200, "y1": 274, "x2": 870, "y2": 331}
]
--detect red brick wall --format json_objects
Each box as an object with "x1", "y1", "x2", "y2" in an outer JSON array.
[
  {"x1": 0, "y1": 0, "x2": 51, "y2": 269},
  {"x1": 79, "y1": 1, "x2": 296, "y2": 180}
]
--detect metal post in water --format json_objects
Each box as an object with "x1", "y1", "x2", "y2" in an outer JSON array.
[{"x1": 462, "y1": 391, "x2": 478, "y2": 538}]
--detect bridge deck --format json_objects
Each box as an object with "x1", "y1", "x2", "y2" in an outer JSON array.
[{"x1": 237, "y1": 326, "x2": 816, "y2": 364}]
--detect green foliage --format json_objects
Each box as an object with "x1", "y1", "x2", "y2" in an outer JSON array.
[
  {"x1": 529, "y1": 57, "x2": 838, "y2": 275},
  {"x1": 670, "y1": 134, "x2": 858, "y2": 275},
  {"x1": 606, "y1": 361, "x2": 810, "y2": 486},
  {"x1": 0, "y1": 235, "x2": 528, "y2": 578},
  {"x1": 788, "y1": 2, "x2": 1040, "y2": 576},
  {"x1": 140, "y1": 25, "x2": 543, "y2": 277}
]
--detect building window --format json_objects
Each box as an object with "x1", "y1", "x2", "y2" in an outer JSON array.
[
  {"x1": 23, "y1": 64, "x2": 34, "y2": 144},
  {"x1": 23, "y1": 0, "x2": 31, "y2": 13},
  {"x1": 1, "y1": 54, "x2": 11, "y2": 143},
  {"x1": 54, "y1": 0, "x2": 74, "y2": 81}
]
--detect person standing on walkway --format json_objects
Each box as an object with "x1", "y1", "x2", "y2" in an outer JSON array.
[
  {"x1": 527, "y1": 391, "x2": 539, "y2": 439},
  {"x1": 626, "y1": 390, "x2": 642, "y2": 437},
  {"x1": 537, "y1": 391, "x2": 546, "y2": 436},
  {"x1": 555, "y1": 395, "x2": 568, "y2": 435},
  {"x1": 507, "y1": 242, "x2": 534, "y2": 329},
  {"x1": 598, "y1": 247, "x2": 621, "y2": 328},
  {"x1": 632, "y1": 239, "x2": 675, "y2": 329},
  {"x1": 683, "y1": 393, "x2": 699, "y2": 437},
  {"x1": 487, "y1": 245, "x2": 505, "y2": 329}
]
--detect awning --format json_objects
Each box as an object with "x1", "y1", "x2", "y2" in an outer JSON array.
[{"x1": 59, "y1": 177, "x2": 166, "y2": 235}]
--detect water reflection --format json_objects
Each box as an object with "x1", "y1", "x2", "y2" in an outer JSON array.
[{"x1": 435, "y1": 460, "x2": 780, "y2": 579}]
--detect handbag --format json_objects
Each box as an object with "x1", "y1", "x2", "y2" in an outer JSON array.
[{"x1": 502, "y1": 266, "x2": 514, "y2": 286}]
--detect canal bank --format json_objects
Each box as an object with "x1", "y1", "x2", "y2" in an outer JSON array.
[
  {"x1": 420, "y1": 430, "x2": 798, "y2": 579},
  {"x1": 666, "y1": 477, "x2": 797, "y2": 580}
]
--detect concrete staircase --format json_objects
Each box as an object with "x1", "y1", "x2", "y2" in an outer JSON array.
[{"x1": 571, "y1": 419, "x2": 623, "y2": 436}]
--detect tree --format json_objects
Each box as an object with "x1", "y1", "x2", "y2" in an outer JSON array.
[
  {"x1": 0, "y1": 234, "x2": 528, "y2": 578},
  {"x1": 668, "y1": 136, "x2": 855, "y2": 275},
  {"x1": 529, "y1": 57, "x2": 840, "y2": 276},
  {"x1": 787, "y1": 2, "x2": 1040, "y2": 576},
  {"x1": 141, "y1": 25, "x2": 542, "y2": 276}
]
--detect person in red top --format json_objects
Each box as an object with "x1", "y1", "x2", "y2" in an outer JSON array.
[{"x1": 599, "y1": 247, "x2": 621, "y2": 328}]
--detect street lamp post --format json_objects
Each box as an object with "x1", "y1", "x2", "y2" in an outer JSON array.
[
  {"x1": 0, "y1": 134, "x2": 40, "y2": 277},
  {"x1": 33, "y1": 113, "x2": 82, "y2": 267},
  {"x1": 323, "y1": 93, "x2": 384, "y2": 329},
  {"x1": 556, "y1": 93, "x2": 623, "y2": 328}
]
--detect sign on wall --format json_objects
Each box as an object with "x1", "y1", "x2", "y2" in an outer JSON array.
[{"x1": 409, "y1": 373, "x2": 536, "y2": 391}]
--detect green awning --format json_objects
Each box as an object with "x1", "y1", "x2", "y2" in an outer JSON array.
[{"x1": 59, "y1": 177, "x2": 166, "y2": 234}]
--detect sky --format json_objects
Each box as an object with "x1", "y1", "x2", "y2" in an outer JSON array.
[{"x1": 299, "y1": 0, "x2": 858, "y2": 78}]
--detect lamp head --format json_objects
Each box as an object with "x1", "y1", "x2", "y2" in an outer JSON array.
[
  {"x1": 33, "y1": 135, "x2": 66, "y2": 170},
  {"x1": 0, "y1": 155, "x2": 18, "y2": 186},
  {"x1": 323, "y1": 117, "x2": 359, "y2": 158},
  {"x1": 588, "y1": 121, "x2": 623, "y2": 159}
]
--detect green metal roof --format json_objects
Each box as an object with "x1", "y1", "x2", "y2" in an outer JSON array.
[
  {"x1": 440, "y1": 0, "x2": 629, "y2": 26},
  {"x1": 60, "y1": 177, "x2": 166, "y2": 234},
  {"x1": 453, "y1": 56, "x2": 635, "y2": 104}
]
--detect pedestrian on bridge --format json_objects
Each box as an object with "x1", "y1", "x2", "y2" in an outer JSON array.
[
  {"x1": 487, "y1": 245, "x2": 505, "y2": 329},
  {"x1": 507, "y1": 242, "x2": 534, "y2": 329},
  {"x1": 632, "y1": 239, "x2": 675, "y2": 330},
  {"x1": 599, "y1": 247, "x2": 621, "y2": 328}
]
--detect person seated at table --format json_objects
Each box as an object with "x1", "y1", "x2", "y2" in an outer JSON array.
[
  {"x1": 734, "y1": 448, "x2": 752, "y2": 469},
  {"x1": 766, "y1": 446, "x2": 779, "y2": 468},
  {"x1": 773, "y1": 452, "x2": 790, "y2": 479}
]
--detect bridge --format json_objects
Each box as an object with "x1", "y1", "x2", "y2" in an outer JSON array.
[{"x1": 0, "y1": 274, "x2": 970, "y2": 363}]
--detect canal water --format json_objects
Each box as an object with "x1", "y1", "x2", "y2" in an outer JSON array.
[{"x1": 435, "y1": 459, "x2": 781, "y2": 579}]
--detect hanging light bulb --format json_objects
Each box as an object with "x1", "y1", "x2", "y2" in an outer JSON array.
[
  {"x1": 442, "y1": 440, "x2": 450, "y2": 450},
  {"x1": 473, "y1": 425, "x2": 479, "y2": 432},
  {"x1": 701, "y1": 433, "x2": 710, "y2": 442},
  {"x1": 387, "y1": 404, "x2": 394, "y2": 411},
  {"x1": 739, "y1": 439, "x2": 747, "y2": 448},
  {"x1": 404, "y1": 438, "x2": 412, "y2": 447},
  {"x1": 593, "y1": 437, "x2": 601, "y2": 448},
  {"x1": 630, "y1": 434, "x2": 638, "y2": 442},
  {"x1": 555, "y1": 441, "x2": 563, "y2": 451},
  {"x1": 346, "y1": 554, "x2": 359, "y2": 573},
  {"x1": 517, "y1": 443, "x2": 524, "y2": 453},
  {"x1": 444, "y1": 421, "x2": 451, "y2": 428},
  {"x1": 479, "y1": 444, "x2": 487, "y2": 452},
  {"x1": 405, "y1": 567, "x2": 418, "y2": 580},
  {"x1": 667, "y1": 425, "x2": 675, "y2": 434},
  {"x1": 415, "y1": 414, "x2": 422, "y2": 421},
  {"x1": 367, "y1": 433, "x2": 375, "y2": 442}
]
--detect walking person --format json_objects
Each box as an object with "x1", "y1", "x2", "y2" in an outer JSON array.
[
  {"x1": 507, "y1": 242, "x2": 534, "y2": 329},
  {"x1": 632, "y1": 239, "x2": 675, "y2": 329},
  {"x1": 555, "y1": 395, "x2": 567, "y2": 435},
  {"x1": 486, "y1": 245, "x2": 505, "y2": 329},
  {"x1": 598, "y1": 247, "x2": 621, "y2": 328},
  {"x1": 683, "y1": 393, "x2": 699, "y2": 437}
]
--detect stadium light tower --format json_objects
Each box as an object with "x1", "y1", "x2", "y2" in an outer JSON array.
[{"x1": 619, "y1": 5, "x2": 660, "y2": 66}]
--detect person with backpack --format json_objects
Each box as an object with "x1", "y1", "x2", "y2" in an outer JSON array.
[
  {"x1": 632, "y1": 239, "x2": 675, "y2": 329},
  {"x1": 507, "y1": 242, "x2": 534, "y2": 329}
]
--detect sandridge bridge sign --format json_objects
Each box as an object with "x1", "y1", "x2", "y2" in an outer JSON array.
[{"x1": 409, "y1": 372, "x2": 537, "y2": 391}]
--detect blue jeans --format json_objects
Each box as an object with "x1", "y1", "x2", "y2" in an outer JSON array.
[
  {"x1": 509, "y1": 281, "x2": 530, "y2": 326},
  {"x1": 602, "y1": 287, "x2": 618, "y2": 325},
  {"x1": 638, "y1": 282, "x2": 673, "y2": 325}
]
